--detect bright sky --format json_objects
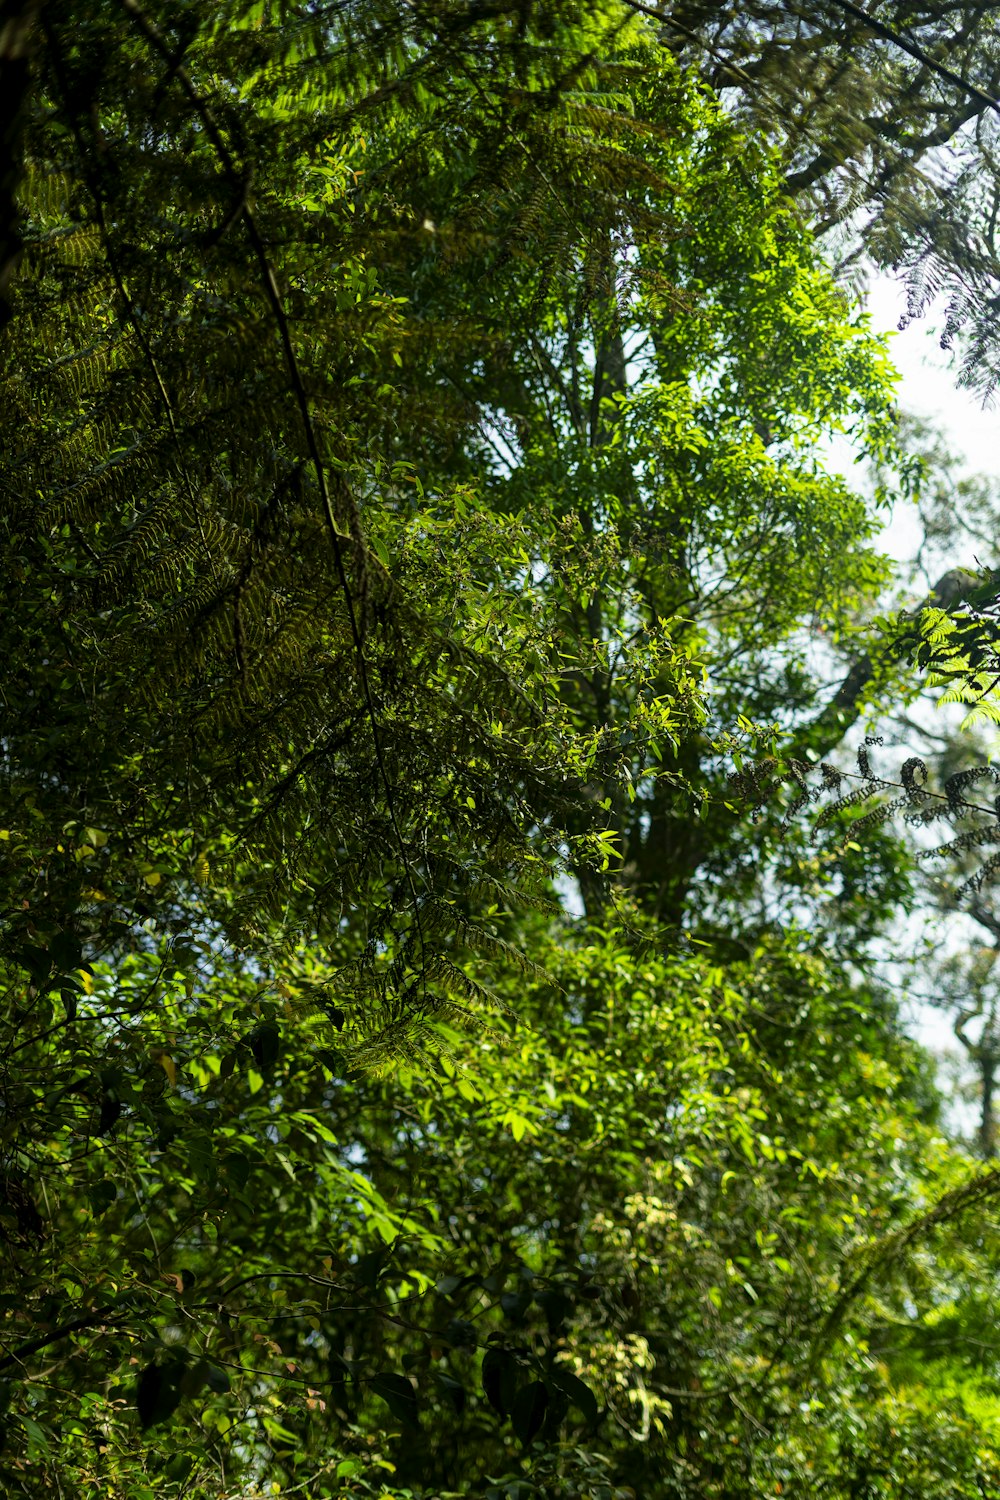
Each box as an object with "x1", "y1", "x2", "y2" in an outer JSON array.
[
  {"x1": 867, "y1": 274, "x2": 1000, "y2": 561},
  {"x1": 868, "y1": 277, "x2": 1000, "y2": 469}
]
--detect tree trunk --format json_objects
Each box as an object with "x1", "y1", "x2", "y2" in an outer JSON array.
[{"x1": 979, "y1": 1053, "x2": 997, "y2": 1158}]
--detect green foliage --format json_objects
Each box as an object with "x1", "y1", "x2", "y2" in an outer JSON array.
[
  {"x1": 4, "y1": 915, "x2": 996, "y2": 1496},
  {"x1": 658, "y1": 2, "x2": 1000, "y2": 398},
  {"x1": 5, "y1": 22, "x2": 692, "y2": 1071},
  {"x1": 1, "y1": 3, "x2": 998, "y2": 1498}
]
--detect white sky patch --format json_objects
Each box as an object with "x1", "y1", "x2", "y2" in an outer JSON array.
[
  {"x1": 822, "y1": 272, "x2": 1000, "y2": 573},
  {"x1": 871, "y1": 274, "x2": 1000, "y2": 565}
]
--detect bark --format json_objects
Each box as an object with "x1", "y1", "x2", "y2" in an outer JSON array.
[
  {"x1": 953, "y1": 998, "x2": 1000, "y2": 1160},
  {"x1": 981, "y1": 1053, "x2": 997, "y2": 1159},
  {"x1": 960, "y1": 904, "x2": 1000, "y2": 1159}
]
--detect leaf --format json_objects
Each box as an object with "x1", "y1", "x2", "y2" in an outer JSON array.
[
  {"x1": 184, "y1": 1358, "x2": 230, "y2": 1396},
  {"x1": 503, "y1": 1109, "x2": 533, "y2": 1141},
  {"x1": 434, "y1": 1370, "x2": 466, "y2": 1414},
  {"x1": 18, "y1": 944, "x2": 52, "y2": 986},
  {"x1": 444, "y1": 1316, "x2": 476, "y2": 1348},
  {"x1": 535, "y1": 1286, "x2": 572, "y2": 1334},
  {"x1": 327, "y1": 1352, "x2": 354, "y2": 1416},
  {"x1": 87, "y1": 1179, "x2": 117, "y2": 1217},
  {"x1": 500, "y1": 1290, "x2": 531, "y2": 1323},
  {"x1": 248, "y1": 1021, "x2": 280, "y2": 1069},
  {"x1": 541, "y1": 1381, "x2": 569, "y2": 1440},
  {"x1": 152, "y1": 1049, "x2": 177, "y2": 1086},
  {"x1": 18, "y1": 1413, "x2": 50, "y2": 1458},
  {"x1": 315, "y1": 1047, "x2": 345, "y2": 1077},
  {"x1": 370, "y1": 1372, "x2": 419, "y2": 1428},
  {"x1": 511, "y1": 1380, "x2": 548, "y2": 1446},
  {"x1": 551, "y1": 1367, "x2": 599, "y2": 1428},
  {"x1": 481, "y1": 1346, "x2": 519, "y2": 1417},
  {"x1": 49, "y1": 929, "x2": 82, "y2": 973},
  {"x1": 353, "y1": 1247, "x2": 391, "y2": 1290},
  {"x1": 185, "y1": 1135, "x2": 217, "y2": 1185},
  {"x1": 222, "y1": 1152, "x2": 251, "y2": 1188},
  {"x1": 98, "y1": 1093, "x2": 123, "y2": 1136},
  {"x1": 136, "y1": 1360, "x2": 184, "y2": 1430}
]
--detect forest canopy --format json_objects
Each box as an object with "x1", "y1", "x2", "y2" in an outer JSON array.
[{"x1": 4, "y1": 3, "x2": 1000, "y2": 1497}]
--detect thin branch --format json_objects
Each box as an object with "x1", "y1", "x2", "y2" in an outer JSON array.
[
  {"x1": 117, "y1": 0, "x2": 428, "y2": 972},
  {"x1": 808, "y1": 1160, "x2": 1000, "y2": 1373},
  {"x1": 823, "y1": 0, "x2": 1000, "y2": 118},
  {"x1": 0, "y1": 1305, "x2": 126, "y2": 1372}
]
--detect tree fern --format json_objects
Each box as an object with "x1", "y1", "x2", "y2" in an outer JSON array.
[{"x1": 3, "y1": 0, "x2": 695, "y2": 1049}]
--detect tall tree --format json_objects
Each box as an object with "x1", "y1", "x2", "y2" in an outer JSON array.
[
  {"x1": 647, "y1": 2, "x2": 1000, "y2": 393},
  {"x1": 4, "y1": 6, "x2": 1000, "y2": 1499}
]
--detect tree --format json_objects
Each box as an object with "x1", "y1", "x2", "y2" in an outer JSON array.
[
  {"x1": 370, "y1": 37, "x2": 902, "y2": 926},
  {"x1": 299, "y1": 921, "x2": 984, "y2": 1499},
  {"x1": 4, "y1": 0, "x2": 681, "y2": 1025},
  {"x1": 3, "y1": 4, "x2": 1000, "y2": 1498},
  {"x1": 646, "y1": 1, "x2": 1000, "y2": 396}
]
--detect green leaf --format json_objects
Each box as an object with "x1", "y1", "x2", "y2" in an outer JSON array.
[
  {"x1": 434, "y1": 1370, "x2": 467, "y2": 1414},
  {"x1": 49, "y1": 929, "x2": 82, "y2": 973},
  {"x1": 87, "y1": 1179, "x2": 117, "y2": 1217},
  {"x1": 500, "y1": 1290, "x2": 531, "y2": 1323},
  {"x1": 535, "y1": 1286, "x2": 571, "y2": 1334},
  {"x1": 511, "y1": 1381, "x2": 548, "y2": 1447},
  {"x1": 481, "y1": 1346, "x2": 519, "y2": 1417},
  {"x1": 136, "y1": 1359, "x2": 185, "y2": 1430},
  {"x1": 184, "y1": 1358, "x2": 231, "y2": 1396},
  {"x1": 370, "y1": 1372, "x2": 419, "y2": 1428},
  {"x1": 222, "y1": 1151, "x2": 251, "y2": 1188},
  {"x1": 551, "y1": 1367, "x2": 599, "y2": 1428},
  {"x1": 248, "y1": 1021, "x2": 280, "y2": 1069}
]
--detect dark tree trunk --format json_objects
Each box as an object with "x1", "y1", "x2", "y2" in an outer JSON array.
[{"x1": 980, "y1": 1054, "x2": 997, "y2": 1159}]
